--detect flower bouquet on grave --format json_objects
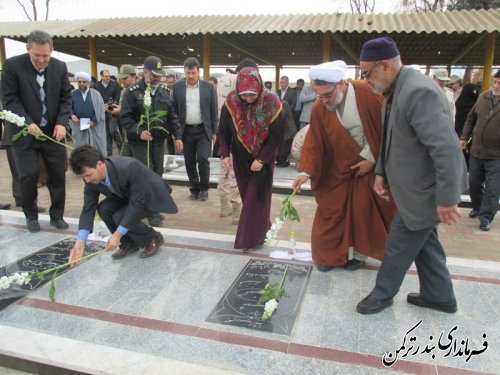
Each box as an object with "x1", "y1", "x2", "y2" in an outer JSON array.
[
  {"x1": 265, "y1": 190, "x2": 300, "y2": 245},
  {"x1": 0, "y1": 110, "x2": 72, "y2": 150},
  {"x1": 136, "y1": 83, "x2": 169, "y2": 168},
  {"x1": 0, "y1": 250, "x2": 105, "y2": 301},
  {"x1": 259, "y1": 265, "x2": 288, "y2": 320}
]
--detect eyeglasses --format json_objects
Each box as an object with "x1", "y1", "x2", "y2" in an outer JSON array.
[
  {"x1": 361, "y1": 61, "x2": 381, "y2": 79},
  {"x1": 316, "y1": 83, "x2": 339, "y2": 99}
]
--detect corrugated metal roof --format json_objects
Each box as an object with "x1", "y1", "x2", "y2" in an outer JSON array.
[
  {"x1": 1, "y1": 9, "x2": 499, "y2": 37},
  {"x1": 1, "y1": 9, "x2": 499, "y2": 67}
]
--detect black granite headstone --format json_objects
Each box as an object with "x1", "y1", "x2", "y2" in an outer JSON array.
[
  {"x1": 206, "y1": 259, "x2": 312, "y2": 336},
  {"x1": 0, "y1": 238, "x2": 103, "y2": 309}
]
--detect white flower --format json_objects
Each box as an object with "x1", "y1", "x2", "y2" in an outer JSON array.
[
  {"x1": 144, "y1": 87, "x2": 152, "y2": 107},
  {"x1": 0, "y1": 110, "x2": 26, "y2": 127},
  {"x1": 265, "y1": 217, "x2": 285, "y2": 245},
  {"x1": 0, "y1": 272, "x2": 31, "y2": 290},
  {"x1": 262, "y1": 298, "x2": 279, "y2": 320},
  {"x1": 265, "y1": 298, "x2": 278, "y2": 312}
]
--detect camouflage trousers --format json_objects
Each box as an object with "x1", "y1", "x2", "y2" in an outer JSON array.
[{"x1": 217, "y1": 157, "x2": 242, "y2": 204}]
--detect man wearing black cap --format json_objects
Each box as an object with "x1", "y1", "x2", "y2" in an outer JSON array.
[
  {"x1": 460, "y1": 70, "x2": 500, "y2": 232},
  {"x1": 120, "y1": 56, "x2": 183, "y2": 228},
  {"x1": 356, "y1": 37, "x2": 466, "y2": 315}
]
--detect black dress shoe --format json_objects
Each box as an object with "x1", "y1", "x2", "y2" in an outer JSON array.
[
  {"x1": 199, "y1": 190, "x2": 208, "y2": 201},
  {"x1": 316, "y1": 264, "x2": 334, "y2": 272},
  {"x1": 112, "y1": 243, "x2": 139, "y2": 259},
  {"x1": 50, "y1": 219, "x2": 69, "y2": 230},
  {"x1": 189, "y1": 192, "x2": 200, "y2": 200},
  {"x1": 344, "y1": 259, "x2": 365, "y2": 271},
  {"x1": 356, "y1": 295, "x2": 393, "y2": 314},
  {"x1": 479, "y1": 221, "x2": 491, "y2": 231},
  {"x1": 139, "y1": 231, "x2": 164, "y2": 258},
  {"x1": 407, "y1": 293, "x2": 457, "y2": 313},
  {"x1": 0, "y1": 203, "x2": 11, "y2": 210},
  {"x1": 26, "y1": 219, "x2": 40, "y2": 233},
  {"x1": 469, "y1": 209, "x2": 478, "y2": 218}
]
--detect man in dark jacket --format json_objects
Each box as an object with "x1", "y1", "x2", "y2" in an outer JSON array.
[
  {"x1": 120, "y1": 56, "x2": 183, "y2": 175},
  {"x1": 68, "y1": 145, "x2": 178, "y2": 261},
  {"x1": 460, "y1": 70, "x2": 500, "y2": 232},
  {"x1": 120, "y1": 56, "x2": 183, "y2": 227},
  {"x1": 1, "y1": 30, "x2": 72, "y2": 232}
]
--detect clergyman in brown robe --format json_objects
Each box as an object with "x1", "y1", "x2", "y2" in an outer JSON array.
[{"x1": 292, "y1": 60, "x2": 396, "y2": 272}]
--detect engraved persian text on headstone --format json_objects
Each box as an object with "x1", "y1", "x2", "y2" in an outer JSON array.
[
  {"x1": 206, "y1": 259, "x2": 312, "y2": 335},
  {"x1": 0, "y1": 238, "x2": 103, "y2": 309}
]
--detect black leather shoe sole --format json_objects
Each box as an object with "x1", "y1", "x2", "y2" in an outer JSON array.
[
  {"x1": 407, "y1": 293, "x2": 457, "y2": 313},
  {"x1": 356, "y1": 296, "x2": 393, "y2": 314}
]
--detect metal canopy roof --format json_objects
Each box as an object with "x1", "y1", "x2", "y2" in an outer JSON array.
[{"x1": 0, "y1": 9, "x2": 499, "y2": 68}]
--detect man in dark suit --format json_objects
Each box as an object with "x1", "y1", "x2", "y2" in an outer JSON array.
[
  {"x1": 67, "y1": 145, "x2": 178, "y2": 262},
  {"x1": 356, "y1": 37, "x2": 466, "y2": 315},
  {"x1": 172, "y1": 57, "x2": 218, "y2": 201},
  {"x1": 1, "y1": 30, "x2": 72, "y2": 233},
  {"x1": 276, "y1": 76, "x2": 297, "y2": 109}
]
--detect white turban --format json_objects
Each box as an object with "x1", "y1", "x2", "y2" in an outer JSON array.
[
  {"x1": 74, "y1": 71, "x2": 91, "y2": 83},
  {"x1": 309, "y1": 60, "x2": 347, "y2": 83}
]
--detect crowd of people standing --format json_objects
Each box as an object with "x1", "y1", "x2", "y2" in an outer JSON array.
[{"x1": 1, "y1": 29, "x2": 499, "y2": 316}]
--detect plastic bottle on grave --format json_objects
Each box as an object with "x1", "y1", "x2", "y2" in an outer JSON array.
[{"x1": 288, "y1": 231, "x2": 296, "y2": 255}]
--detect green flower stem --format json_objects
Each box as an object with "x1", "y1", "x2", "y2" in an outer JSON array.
[
  {"x1": 278, "y1": 265, "x2": 289, "y2": 290},
  {"x1": 33, "y1": 249, "x2": 106, "y2": 279},
  {"x1": 36, "y1": 132, "x2": 73, "y2": 150}
]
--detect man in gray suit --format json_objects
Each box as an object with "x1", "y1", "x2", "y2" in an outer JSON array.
[
  {"x1": 356, "y1": 37, "x2": 465, "y2": 315},
  {"x1": 172, "y1": 57, "x2": 218, "y2": 201}
]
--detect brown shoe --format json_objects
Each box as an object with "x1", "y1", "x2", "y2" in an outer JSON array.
[
  {"x1": 112, "y1": 243, "x2": 139, "y2": 259},
  {"x1": 139, "y1": 232, "x2": 164, "y2": 258}
]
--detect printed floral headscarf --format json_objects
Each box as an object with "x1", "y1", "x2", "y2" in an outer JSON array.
[{"x1": 224, "y1": 67, "x2": 282, "y2": 157}]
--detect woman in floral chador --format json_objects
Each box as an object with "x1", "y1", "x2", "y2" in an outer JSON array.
[{"x1": 218, "y1": 67, "x2": 284, "y2": 249}]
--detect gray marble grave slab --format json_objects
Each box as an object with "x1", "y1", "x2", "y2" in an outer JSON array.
[
  {"x1": 206, "y1": 259, "x2": 312, "y2": 336},
  {"x1": 0, "y1": 238, "x2": 103, "y2": 309}
]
